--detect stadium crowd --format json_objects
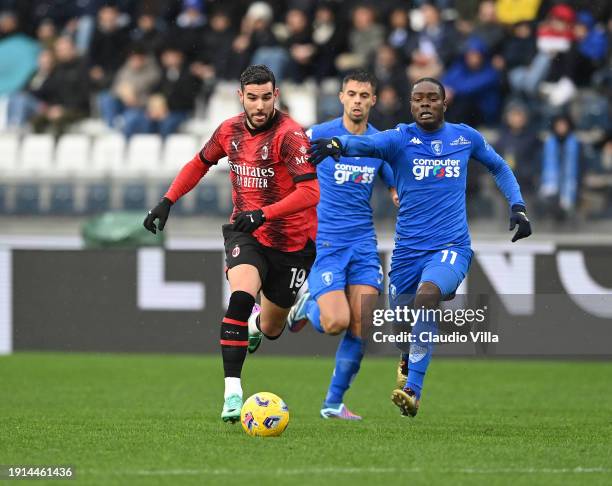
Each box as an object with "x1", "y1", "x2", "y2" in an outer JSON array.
[{"x1": 0, "y1": 0, "x2": 610, "y2": 220}]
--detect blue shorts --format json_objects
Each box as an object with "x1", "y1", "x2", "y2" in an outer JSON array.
[
  {"x1": 308, "y1": 239, "x2": 383, "y2": 300},
  {"x1": 388, "y1": 244, "x2": 473, "y2": 307}
]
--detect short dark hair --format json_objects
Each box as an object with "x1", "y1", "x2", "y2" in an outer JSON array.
[
  {"x1": 240, "y1": 65, "x2": 276, "y2": 90},
  {"x1": 342, "y1": 70, "x2": 378, "y2": 92},
  {"x1": 412, "y1": 77, "x2": 446, "y2": 100}
]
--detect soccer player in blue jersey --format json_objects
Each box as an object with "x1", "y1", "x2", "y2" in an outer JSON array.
[
  {"x1": 285, "y1": 70, "x2": 398, "y2": 420},
  {"x1": 309, "y1": 78, "x2": 532, "y2": 417}
]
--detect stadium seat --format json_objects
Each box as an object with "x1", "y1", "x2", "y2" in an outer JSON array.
[
  {"x1": 19, "y1": 134, "x2": 55, "y2": 178},
  {"x1": 0, "y1": 133, "x2": 20, "y2": 178},
  {"x1": 54, "y1": 134, "x2": 92, "y2": 178},
  {"x1": 14, "y1": 184, "x2": 40, "y2": 214},
  {"x1": 281, "y1": 81, "x2": 317, "y2": 128},
  {"x1": 49, "y1": 183, "x2": 75, "y2": 214},
  {"x1": 205, "y1": 82, "x2": 242, "y2": 127},
  {"x1": 161, "y1": 134, "x2": 198, "y2": 178},
  {"x1": 123, "y1": 134, "x2": 162, "y2": 178},
  {"x1": 122, "y1": 183, "x2": 147, "y2": 210},
  {"x1": 91, "y1": 134, "x2": 126, "y2": 177},
  {"x1": 85, "y1": 183, "x2": 110, "y2": 214}
]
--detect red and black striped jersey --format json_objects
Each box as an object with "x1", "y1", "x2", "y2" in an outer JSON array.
[{"x1": 201, "y1": 111, "x2": 317, "y2": 252}]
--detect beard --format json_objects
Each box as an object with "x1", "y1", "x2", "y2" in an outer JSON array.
[{"x1": 244, "y1": 108, "x2": 273, "y2": 128}]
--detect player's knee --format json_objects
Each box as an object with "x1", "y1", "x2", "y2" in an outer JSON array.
[
  {"x1": 415, "y1": 282, "x2": 441, "y2": 309},
  {"x1": 321, "y1": 314, "x2": 350, "y2": 335}
]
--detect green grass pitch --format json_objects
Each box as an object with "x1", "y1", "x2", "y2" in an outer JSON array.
[{"x1": 1, "y1": 353, "x2": 611, "y2": 485}]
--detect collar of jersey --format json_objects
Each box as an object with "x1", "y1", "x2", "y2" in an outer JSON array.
[
  {"x1": 337, "y1": 117, "x2": 375, "y2": 136},
  {"x1": 413, "y1": 121, "x2": 446, "y2": 137},
  {"x1": 244, "y1": 110, "x2": 279, "y2": 135}
]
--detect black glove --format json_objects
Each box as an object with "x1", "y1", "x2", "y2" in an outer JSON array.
[
  {"x1": 308, "y1": 137, "x2": 343, "y2": 165},
  {"x1": 232, "y1": 209, "x2": 265, "y2": 233},
  {"x1": 143, "y1": 197, "x2": 172, "y2": 234},
  {"x1": 509, "y1": 205, "x2": 532, "y2": 242}
]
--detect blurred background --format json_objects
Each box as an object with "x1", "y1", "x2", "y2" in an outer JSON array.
[
  {"x1": 0, "y1": 0, "x2": 610, "y2": 225},
  {"x1": 0, "y1": 0, "x2": 611, "y2": 356}
]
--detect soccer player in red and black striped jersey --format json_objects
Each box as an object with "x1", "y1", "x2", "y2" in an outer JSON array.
[{"x1": 144, "y1": 65, "x2": 319, "y2": 423}]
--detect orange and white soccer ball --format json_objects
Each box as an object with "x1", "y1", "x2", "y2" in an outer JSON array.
[{"x1": 240, "y1": 392, "x2": 289, "y2": 437}]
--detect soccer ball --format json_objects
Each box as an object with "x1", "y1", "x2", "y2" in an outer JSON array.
[{"x1": 240, "y1": 392, "x2": 289, "y2": 437}]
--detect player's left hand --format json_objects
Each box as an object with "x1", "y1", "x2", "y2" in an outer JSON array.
[
  {"x1": 509, "y1": 205, "x2": 532, "y2": 242},
  {"x1": 232, "y1": 209, "x2": 265, "y2": 233},
  {"x1": 308, "y1": 137, "x2": 342, "y2": 165}
]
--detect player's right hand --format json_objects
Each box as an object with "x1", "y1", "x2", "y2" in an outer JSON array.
[
  {"x1": 143, "y1": 197, "x2": 173, "y2": 234},
  {"x1": 308, "y1": 137, "x2": 342, "y2": 165}
]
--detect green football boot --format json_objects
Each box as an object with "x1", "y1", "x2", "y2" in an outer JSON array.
[{"x1": 221, "y1": 394, "x2": 243, "y2": 423}]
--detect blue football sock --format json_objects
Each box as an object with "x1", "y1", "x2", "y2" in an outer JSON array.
[
  {"x1": 305, "y1": 298, "x2": 324, "y2": 333},
  {"x1": 324, "y1": 331, "x2": 364, "y2": 406},
  {"x1": 406, "y1": 314, "x2": 438, "y2": 399}
]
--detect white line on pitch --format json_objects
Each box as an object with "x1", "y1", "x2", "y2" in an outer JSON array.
[{"x1": 84, "y1": 466, "x2": 611, "y2": 476}]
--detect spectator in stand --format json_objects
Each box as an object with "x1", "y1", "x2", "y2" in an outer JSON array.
[
  {"x1": 129, "y1": 8, "x2": 166, "y2": 57},
  {"x1": 510, "y1": 4, "x2": 576, "y2": 106},
  {"x1": 335, "y1": 4, "x2": 385, "y2": 73},
  {"x1": 6, "y1": 47, "x2": 58, "y2": 128},
  {"x1": 471, "y1": 0, "x2": 505, "y2": 55},
  {"x1": 583, "y1": 130, "x2": 612, "y2": 217},
  {"x1": 35, "y1": 18, "x2": 57, "y2": 49},
  {"x1": 0, "y1": 11, "x2": 39, "y2": 103},
  {"x1": 311, "y1": 3, "x2": 345, "y2": 81},
  {"x1": 443, "y1": 36, "x2": 502, "y2": 125},
  {"x1": 387, "y1": 7, "x2": 411, "y2": 53},
  {"x1": 539, "y1": 114, "x2": 580, "y2": 221},
  {"x1": 167, "y1": 0, "x2": 206, "y2": 62},
  {"x1": 404, "y1": 2, "x2": 459, "y2": 83},
  {"x1": 191, "y1": 8, "x2": 236, "y2": 84},
  {"x1": 88, "y1": 3, "x2": 131, "y2": 91},
  {"x1": 233, "y1": 2, "x2": 288, "y2": 81},
  {"x1": 27, "y1": 0, "x2": 80, "y2": 35},
  {"x1": 97, "y1": 43, "x2": 161, "y2": 137},
  {"x1": 31, "y1": 36, "x2": 89, "y2": 136},
  {"x1": 139, "y1": 44, "x2": 202, "y2": 137},
  {"x1": 495, "y1": 101, "x2": 541, "y2": 198},
  {"x1": 537, "y1": 5, "x2": 579, "y2": 107},
  {"x1": 368, "y1": 83, "x2": 405, "y2": 131},
  {"x1": 571, "y1": 10, "x2": 608, "y2": 87},
  {"x1": 495, "y1": 0, "x2": 542, "y2": 25},
  {"x1": 284, "y1": 8, "x2": 315, "y2": 82},
  {"x1": 371, "y1": 44, "x2": 408, "y2": 97},
  {"x1": 497, "y1": 20, "x2": 537, "y2": 73}
]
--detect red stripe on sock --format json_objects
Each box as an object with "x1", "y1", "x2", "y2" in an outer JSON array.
[
  {"x1": 220, "y1": 339, "x2": 249, "y2": 347},
  {"x1": 222, "y1": 317, "x2": 248, "y2": 326}
]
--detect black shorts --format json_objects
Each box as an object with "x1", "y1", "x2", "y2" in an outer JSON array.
[{"x1": 222, "y1": 224, "x2": 316, "y2": 308}]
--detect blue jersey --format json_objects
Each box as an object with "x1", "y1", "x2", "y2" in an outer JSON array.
[
  {"x1": 336, "y1": 122, "x2": 525, "y2": 250},
  {"x1": 307, "y1": 118, "x2": 394, "y2": 244}
]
